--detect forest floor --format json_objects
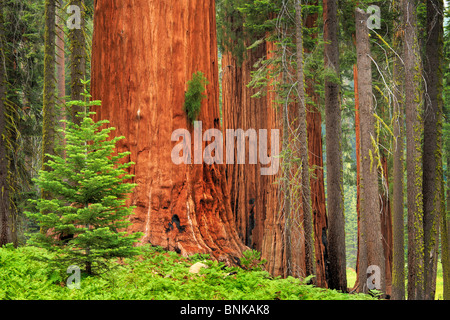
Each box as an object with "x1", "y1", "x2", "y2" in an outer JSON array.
[{"x1": 0, "y1": 244, "x2": 376, "y2": 300}]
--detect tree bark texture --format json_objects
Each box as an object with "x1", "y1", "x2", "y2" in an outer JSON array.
[
  {"x1": 392, "y1": 16, "x2": 405, "y2": 300},
  {"x1": 0, "y1": 0, "x2": 13, "y2": 246},
  {"x1": 422, "y1": 0, "x2": 444, "y2": 301},
  {"x1": 355, "y1": 7, "x2": 385, "y2": 295},
  {"x1": 305, "y1": 0, "x2": 328, "y2": 288},
  {"x1": 91, "y1": 0, "x2": 247, "y2": 264},
  {"x1": 323, "y1": 0, "x2": 347, "y2": 292},
  {"x1": 403, "y1": 0, "x2": 424, "y2": 300}
]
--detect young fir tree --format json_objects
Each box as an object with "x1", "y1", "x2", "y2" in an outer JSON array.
[{"x1": 27, "y1": 87, "x2": 142, "y2": 275}]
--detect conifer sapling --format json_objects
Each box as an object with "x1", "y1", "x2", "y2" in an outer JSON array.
[{"x1": 27, "y1": 85, "x2": 143, "y2": 275}]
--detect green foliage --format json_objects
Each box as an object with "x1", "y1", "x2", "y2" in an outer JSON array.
[
  {"x1": 2, "y1": 0, "x2": 46, "y2": 245},
  {"x1": 183, "y1": 71, "x2": 209, "y2": 123},
  {"x1": 0, "y1": 244, "x2": 376, "y2": 300},
  {"x1": 26, "y1": 88, "x2": 142, "y2": 275},
  {"x1": 216, "y1": 0, "x2": 276, "y2": 64},
  {"x1": 240, "y1": 249, "x2": 267, "y2": 271}
]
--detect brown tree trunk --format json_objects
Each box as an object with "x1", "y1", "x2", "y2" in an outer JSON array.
[
  {"x1": 222, "y1": 42, "x2": 280, "y2": 250},
  {"x1": 69, "y1": 0, "x2": 86, "y2": 125},
  {"x1": 42, "y1": 0, "x2": 57, "y2": 204},
  {"x1": 391, "y1": 6, "x2": 405, "y2": 300},
  {"x1": 351, "y1": 63, "x2": 362, "y2": 293},
  {"x1": 355, "y1": 7, "x2": 385, "y2": 295},
  {"x1": 0, "y1": 0, "x2": 12, "y2": 246},
  {"x1": 56, "y1": 2, "x2": 66, "y2": 136},
  {"x1": 295, "y1": 0, "x2": 315, "y2": 281},
  {"x1": 380, "y1": 155, "x2": 393, "y2": 297},
  {"x1": 403, "y1": 0, "x2": 425, "y2": 300},
  {"x1": 91, "y1": 0, "x2": 247, "y2": 263},
  {"x1": 259, "y1": 39, "x2": 286, "y2": 277},
  {"x1": 305, "y1": 0, "x2": 328, "y2": 288},
  {"x1": 323, "y1": 0, "x2": 347, "y2": 292},
  {"x1": 422, "y1": 0, "x2": 444, "y2": 301}
]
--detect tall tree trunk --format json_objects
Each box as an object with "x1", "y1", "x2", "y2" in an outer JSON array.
[
  {"x1": 380, "y1": 154, "x2": 393, "y2": 296},
  {"x1": 91, "y1": 0, "x2": 247, "y2": 263},
  {"x1": 355, "y1": 7, "x2": 385, "y2": 295},
  {"x1": 403, "y1": 0, "x2": 424, "y2": 300},
  {"x1": 351, "y1": 63, "x2": 362, "y2": 293},
  {"x1": 305, "y1": 0, "x2": 328, "y2": 288},
  {"x1": 42, "y1": 0, "x2": 57, "y2": 200},
  {"x1": 0, "y1": 0, "x2": 12, "y2": 246},
  {"x1": 323, "y1": 0, "x2": 347, "y2": 292},
  {"x1": 56, "y1": 1, "x2": 65, "y2": 104},
  {"x1": 222, "y1": 41, "x2": 282, "y2": 271},
  {"x1": 423, "y1": 0, "x2": 444, "y2": 301},
  {"x1": 69, "y1": 0, "x2": 86, "y2": 125},
  {"x1": 295, "y1": 0, "x2": 315, "y2": 280},
  {"x1": 391, "y1": 8, "x2": 406, "y2": 300},
  {"x1": 56, "y1": 1, "x2": 66, "y2": 137}
]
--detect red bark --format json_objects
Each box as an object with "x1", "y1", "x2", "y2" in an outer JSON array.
[
  {"x1": 90, "y1": 0, "x2": 247, "y2": 263},
  {"x1": 305, "y1": 2, "x2": 328, "y2": 288},
  {"x1": 222, "y1": 39, "x2": 285, "y2": 275}
]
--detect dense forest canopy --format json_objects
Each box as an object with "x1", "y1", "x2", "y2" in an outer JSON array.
[{"x1": 0, "y1": 0, "x2": 449, "y2": 302}]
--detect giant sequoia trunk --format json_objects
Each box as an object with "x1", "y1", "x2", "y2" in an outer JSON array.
[
  {"x1": 380, "y1": 155, "x2": 393, "y2": 296},
  {"x1": 91, "y1": 0, "x2": 247, "y2": 263},
  {"x1": 222, "y1": 39, "x2": 297, "y2": 277},
  {"x1": 222, "y1": 42, "x2": 280, "y2": 256},
  {"x1": 305, "y1": 0, "x2": 328, "y2": 288}
]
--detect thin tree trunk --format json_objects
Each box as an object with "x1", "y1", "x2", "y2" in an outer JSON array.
[
  {"x1": 443, "y1": 156, "x2": 450, "y2": 299},
  {"x1": 355, "y1": 7, "x2": 385, "y2": 295},
  {"x1": 56, "y1": 2, "x2": 65, "y2": 104},
  {"x1": 323, "y1": 0, "x2": 347, "y2": 292},
  {"x1": 42, "y1": 0, "x2": 57, "y2": 200},
  {"x1": 423, "y1": 0, "x2": 444, "y2": 301},
  {"x1": 69, "y1": 0, "x2": 86, "y2": 125},
  {"x1": 295, "y1": 0, "x2": 315, "y2": 280},
  {"x1": 351, "y1": 63, "x2": 362, "y2": 293},
  {"x1": 282, "y1": 70, "x2": 293, "y2": 277},
  {"x1": 380, "y1": 154, "x2": 393, "y2": 296},
  {"x1": 403, "y1": 0, "x2": 424, "y2": 300},
  {"x1": 56, "y1": 1, "x2": 66, "y2": 142},
  {"x1": 392, "y1": 11, "x2": 406, "y2": 300},
  {"x1": 0, "y1": 0, "x2": 12, "y2": 246}
]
